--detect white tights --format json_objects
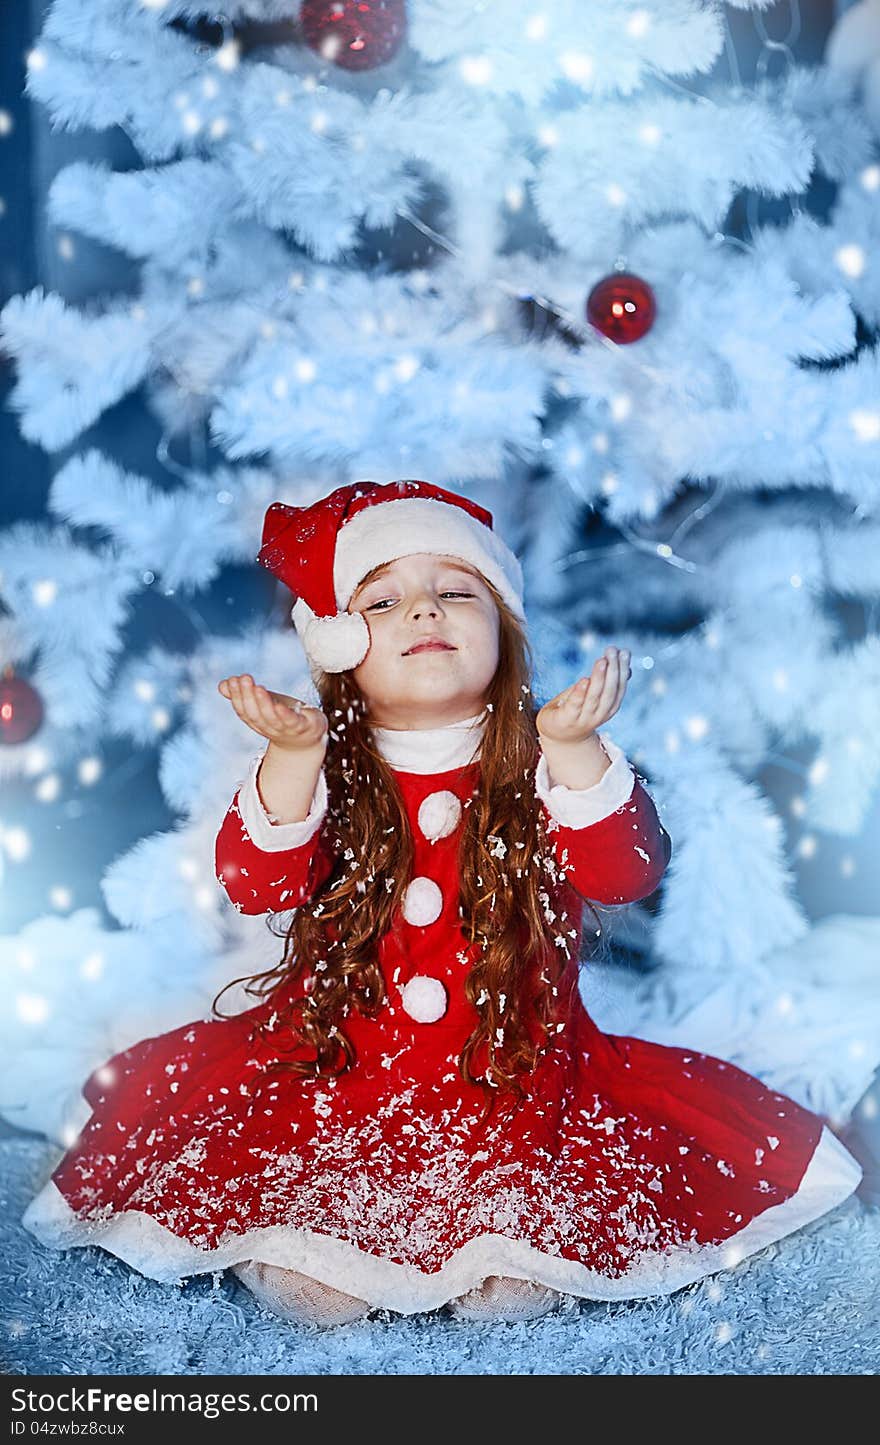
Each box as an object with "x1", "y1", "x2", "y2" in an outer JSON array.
[
  {"x1": 232, "y1": 1260, "x2": 372, "y2": 1327},
  {"x1": 446, "y1": 1274, "x2": 562, "y2": 1321},
  {"x1": 232, "y1": 1260, "x2": 561, "y2": 1327}
]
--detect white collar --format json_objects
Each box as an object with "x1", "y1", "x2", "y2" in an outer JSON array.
[{"x1": 370, "y1": 711, "x2": 487, "y2": 773}]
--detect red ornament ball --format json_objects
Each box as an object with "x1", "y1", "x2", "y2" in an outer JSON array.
[
  {"x1": 0, "y1": 667, "x2": 44, "y2": 745},
  {"x1": 299, "y1": 0, "x2": 407, "y2": 71},
  {"x1": 586, "y1": 272, "x2": 656, "y2": 344}
]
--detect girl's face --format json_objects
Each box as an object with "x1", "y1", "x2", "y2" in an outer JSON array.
[{"x1": 349, "y1": 552, "x2": 501, "y2": 729}]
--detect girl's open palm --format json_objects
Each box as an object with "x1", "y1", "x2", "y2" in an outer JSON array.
[
  {"x1": 218, "y1": 674, "x2": 328, "y2": 752},
  {"x1": 536, "y1": 646, "x2": 631, "y2": 744}
]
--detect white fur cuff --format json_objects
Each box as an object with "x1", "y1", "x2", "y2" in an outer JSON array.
[
  {"x1": 535, "y1": 732, "x2": 636, "y2": 829},
  {"x1": 236, "y1": 751, "x2": 328, "y2": 852}
]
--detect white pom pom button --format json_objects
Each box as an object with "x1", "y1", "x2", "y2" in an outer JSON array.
[
  {"x1": 417, "y1": 790, "x2": 462, "y2": 842},
  {"x1": 400, "y1": 975, "x2": 448, "y2": 1023},
  {"x1": 402, "y1": 876, "x2": 443, "y2": 927}
]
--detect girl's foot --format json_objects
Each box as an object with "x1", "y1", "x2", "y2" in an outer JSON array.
[
  {"x1": 447, "y1": 1274, "x2": 562, "y2": 1322},
  {"x1": 232, "y1": 1259, "x2": 372, "y2": 1327}
]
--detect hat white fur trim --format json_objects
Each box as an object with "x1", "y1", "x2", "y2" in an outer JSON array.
[{"x1": 334, "y1": 497, "x2": 525, "y2": 619}]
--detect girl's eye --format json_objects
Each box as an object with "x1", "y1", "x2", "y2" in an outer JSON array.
[{"x1": 367, "y1": 591, "x2": 472, "y2": 611}]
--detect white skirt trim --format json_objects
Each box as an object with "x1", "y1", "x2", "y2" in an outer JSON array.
[{"x1": 21, "y1": 1125, "x2": 862, "y2": 1315}]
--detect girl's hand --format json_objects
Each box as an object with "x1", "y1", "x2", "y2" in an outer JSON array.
[
  {"x1": 536, "y1": 646, "x2": 631, "y2": 745},
  {"x1": 218, "y1": 674, "x2": 329, "y2": 752}
]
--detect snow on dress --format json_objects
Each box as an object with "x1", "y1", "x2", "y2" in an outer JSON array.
[{"x1": 22, "y1": 715, "x2": 862, "y2": 1313}]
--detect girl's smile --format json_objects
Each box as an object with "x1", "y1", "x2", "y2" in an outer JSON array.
[{"x1": 403, "y1": 636, "x2": 457, "y2": 655}]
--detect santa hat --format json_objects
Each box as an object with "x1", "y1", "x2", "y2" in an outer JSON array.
[{"x1": 256, "y1": 480, "x2": 525, "y2": 679}]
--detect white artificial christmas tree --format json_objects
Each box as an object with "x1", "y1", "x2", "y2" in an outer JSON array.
[{"x1": 0, "y1": 1, "x2": 879, "y2": 1178}]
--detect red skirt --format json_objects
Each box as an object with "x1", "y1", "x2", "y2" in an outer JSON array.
[{"x1": 22, "y1": 977, "x2": 861, "y2": 1313}]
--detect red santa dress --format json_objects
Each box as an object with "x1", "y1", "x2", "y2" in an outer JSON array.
[{"x1": 22, "y1": 714, "x2": 862, "y2": 1313}]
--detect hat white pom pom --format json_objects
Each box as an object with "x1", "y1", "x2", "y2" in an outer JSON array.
[
  {"x1": 400, "y1": 975, "x2": 448, "y2": 1023},
  {"x1": 292, "y1": 600, "x2": 370, "y2": 673}
]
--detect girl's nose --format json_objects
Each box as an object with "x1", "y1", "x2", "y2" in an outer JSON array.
[{"x1": 410, "y1": 596, "x2": 441, "y2": 619}]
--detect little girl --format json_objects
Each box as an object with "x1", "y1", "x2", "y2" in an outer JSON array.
[{"x1": 23, "y1": 479, "x2": 862, "y2": 1328}]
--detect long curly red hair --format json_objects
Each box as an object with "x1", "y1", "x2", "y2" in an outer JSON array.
[{"x1": 213, "y1": 580, "x2": 602, "y2": 1124}]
